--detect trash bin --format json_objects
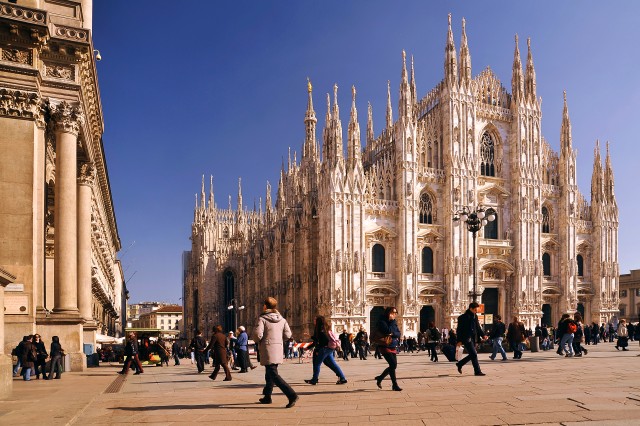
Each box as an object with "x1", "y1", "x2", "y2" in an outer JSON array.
[
  {"x1": 530, "y1": 336, "x2": 540, "y2": 352},
  {"x1": 86, "y1": 353, "x2": 100, "y2": 367}
]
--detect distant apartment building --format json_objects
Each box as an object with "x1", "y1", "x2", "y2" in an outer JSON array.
[
  {"x1": 619, "y1": 270, "x2": 640, "y2": 323},
  {"x1": 126, "y1": 301, "x2": 170, "y2": 328},
  {"x1": 133, "y1": 305, "x2": 182, "y2": 340}
]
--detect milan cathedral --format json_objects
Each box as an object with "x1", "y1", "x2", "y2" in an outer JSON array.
[{"x1": 184, "y1": 15, "x2": 618, "y2": 339}]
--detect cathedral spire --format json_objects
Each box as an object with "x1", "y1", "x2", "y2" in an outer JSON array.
[
  {"x1": 386, "y1": 80, "x2": 393, "y2": 129},
  {"x1": 525, "y1": 37, "x2": 537, "y2": 103},
  {"x1": 237, "y1": 177, "x2": 243, "y2": 212},
  {"x1": 444, "y1": 13, "x2": 458, "y2": 87},
  {"x1": 410, "y1": 55, "x2": 417, "y2": 105},
  {"x1": 591, "y1": 140, "x2": 604, "y2": 204},
  {"x1": 459, "y1": 17, "x2": 472, "y2": 87},
  {"x1": 511, "y1": 34, "x2": 524, "y2": 102},
  {"x1": 209, "y1": 175, "x2": 215, "y2": 209},
  {"x1": 304, "y1": 77, "x2": 317, "y2": 160},
  {"x1": 604, "y1": 141, "x2": 616, "y2": 204},
  {"x1": 367, "y1": 101, "x2": 374, "y2": 144},
  {"x1": 399, "y1": 50, "x2": 411, "y2": 119},
  {"x1": 265, "y1": 180, "x2": 272, "y2": 213},
  {"x1": 347, "y1": 85, "x2": 362, "y2": 170},
  {"x1": 200, "y1": 174, "x2": 206, "y2": 210},
  {"x1": 332, "y1": 82, "x2": 340, "y2": 119},
  {"x1": 560, "y1": 91, "x2": 572, "y2": 153}
]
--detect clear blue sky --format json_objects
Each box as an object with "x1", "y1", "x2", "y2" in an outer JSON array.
[{"x1": 93, "y1": 1, "x2": 640, "y2": 304}]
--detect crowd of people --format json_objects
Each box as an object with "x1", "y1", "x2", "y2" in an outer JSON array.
[{"x1": 11, "y1": 334, "x2": 64, "y2": 381}]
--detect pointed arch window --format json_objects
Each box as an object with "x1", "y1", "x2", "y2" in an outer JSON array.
[
  {"x1": 480, "y1": 132, "x2": 496, "y2": 177},
  {"x1": 542, "y1": 253, "x2": 551, "y2": 276},
  {"x1": 372, "y1": 244, "x2": 385, "y2": 273},
  {"x1": 541, "y1": 206, "x2": 550, "y2": 233},
  {"x1": 223, "y1": 226, "x2": 230, "y2": 239},
  {"x1": 577, "y1": 254, "x2": 584, "y2": 277},
  {"x1": 419, "y1": 193, "x2": 434, "y2": 224},
  {"x1": 422, "y1": 247, "x2": 434, "y2": 274},
  {"x1": 484, "y1": 212, "x2": 498, "y2": 239}
]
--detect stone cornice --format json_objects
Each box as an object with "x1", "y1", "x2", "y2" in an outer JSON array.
[
  {"x1": 50, "y1": 99, "x2": 84, "y2": 135},
  {"x1": 0, "y1": 2, "x2": 47, "y2": 26}
]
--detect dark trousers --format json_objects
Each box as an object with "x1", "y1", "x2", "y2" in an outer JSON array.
[
  {"x1": 378, "y1": 350, "x2": 398, "y2": 386},
  {"x1": 173, "y1": 354, "x2": 180, "y2": 365},
  {"x1": 48, "y1": 356, "x2": 62, "y2": 378},
  {"x1": 35, "y1": 358, "x2": 48, "y2": 378},
  {"x1": 457, "y1": 339, "x2": 481, "y2": 374},
  {"x1": 341, "y1": 346, "x2": 350, "y2": 360},
  {"x1": 510, "y1": 340, "x2": 522, "y2": 359},
  {"x1": 195, "y1": 351, "x2": 205, "y2": 372},
  {"x1": 122, "y1": 354, "x2": 144, "y2": 374},
  {"x1": 428, "y1": 343, "x2": 438, "y2": 361},
  {"x1": 264, "y1": 364, "x2": 296, "y2": 399}
]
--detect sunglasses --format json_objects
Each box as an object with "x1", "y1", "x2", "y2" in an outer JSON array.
[{"x1": 391, "y1": 311, "x2": 398, "y2": 314}]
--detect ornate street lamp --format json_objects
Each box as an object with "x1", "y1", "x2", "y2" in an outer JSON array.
[
  {"x1": 227, "y1": 298, "x2": 245, "y2": 331},
  {"x1": 453, "y1": 206, "x2": 497, "y2": 303}
]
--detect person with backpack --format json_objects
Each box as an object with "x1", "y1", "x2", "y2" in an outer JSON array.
[
  {"x1": 304, "y1": 315, "x2": 347, "y2": 385},
  {"x1": 557, "y1": 313, "x2": 575, "y2": 357},
  {"x1": 489, "y1": 314, "x2": 507, "y2": 361},
  {"x1": 426, "y1": 322, "x2": 440, "y2": 362}
]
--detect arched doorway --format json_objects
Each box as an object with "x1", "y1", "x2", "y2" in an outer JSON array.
[
  {"x1": 369, "y1": 306, "x2": 385, "y2": 333},
  {"x1": 224, "y1": 269, "x2": 235, "y2": 331},
  {"x1": 542, "y1": 304, "x2": 552, "y2": 327},
  {"x1": 482, "y1": 288, "x2": 499, "y2": 332},
  {"x1": 420, "y1": 306, "x2": 435, "y2": 332},
  {"x1": 577, "y1": 303, "x2": 585, "y2": 319}
]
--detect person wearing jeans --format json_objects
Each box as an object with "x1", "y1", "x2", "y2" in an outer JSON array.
[
  {"x1": 557, "y1": 314, "x2": 575, "y2": 357},
  {"x1": 489, "y1": 314, "x2": 507, "y2": 361},
  {"x1": 375, "y1": 307, "x2": 403, "y2": 391},
  {"x1": 305, "y1": 316, "x2": 347, "y2": 385}
]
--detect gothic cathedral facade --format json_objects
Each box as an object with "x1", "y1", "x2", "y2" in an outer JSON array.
[{"x1": 185, "y1": 15, "x2": 619, "y2": 339}]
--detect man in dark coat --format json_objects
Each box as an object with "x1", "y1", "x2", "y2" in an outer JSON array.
[
  {"x1": 119, "y1": 332, "x2": 144, "y2": 375},
  {"x1": 455, "y1": 302, "x2": 487, "y2": 376},
  {"x1": 339, "y1": 330, "x2": 350, "y2": 361},
  {"x1": 172, "y1": 341, "x2": 181, "y2": 365},
  {"x1": 206, "y1": 325, "x2": 231, "y2": 381},
  {"x1": 194, "y1": 330, "x2": 207, "y2": 373}
]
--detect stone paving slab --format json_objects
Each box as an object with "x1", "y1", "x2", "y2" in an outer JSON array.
[{"x1": 3, "y1": 341, "x2": 640, "y2": 425}]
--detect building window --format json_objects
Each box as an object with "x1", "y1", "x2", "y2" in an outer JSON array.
[
  {"x1": 484, "y1": 213, "x2": 498, "y2": 239},
  {"x1": 542, "y1": 253, "x2": 551, "y2": 276},
  {"x1": 619, "y1": 306, "x2": 626, "y2": 317},
  {"x1": 576, "y1": 255, "x2": 584, "y2": 277},
  {"x1": 480, "y1": 132, "x2": 495, "y2": 177},
  {"x1": 636, "y1": 289, "x2": 640, "y2": 297},
  {"x1": 541, "y1": 206, "x2": 550, "y2": 233},
  {"x1": 372, "y1": 244, "x2": 385, "y2": 273},
  {"x1": 160, "y1": 319, "x2": 164, "y2": 325},
  {"x1": 422, "y1": 247, "x2": 434, "y2": 274},
  {"x1": 419, "y1": 193, "x2": 434, "y2": 224},
  {"x1": 620, "y1": 290, "x2": 627, "y2": 298}
]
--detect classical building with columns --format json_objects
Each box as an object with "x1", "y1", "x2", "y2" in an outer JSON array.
[
  {"x1": 185, "y1": 15, "x2": 619, "y2": 340},
  {"x1": 0, "y1": 0, "x2": 123, "y2": 376}
]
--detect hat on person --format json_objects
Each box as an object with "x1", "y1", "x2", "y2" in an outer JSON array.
[{"x1": 238, "y1": 326, "x2": 245, "y2": 332}]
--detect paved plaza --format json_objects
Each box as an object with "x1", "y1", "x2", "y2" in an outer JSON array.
[{"x1": 2, "y1": 342, "x2": 640, "y2": 425}]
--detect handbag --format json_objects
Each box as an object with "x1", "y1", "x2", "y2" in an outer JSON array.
[{"x1": 375, "y1": 335, "x2": 393, "y2": 347}]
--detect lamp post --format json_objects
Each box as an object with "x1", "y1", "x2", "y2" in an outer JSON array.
[
  {"x1": 453, "y1": 206, "x2": 497, "y2": 304},
  {"x1": 227, "y1": 298, "x2": 245, "y2": 332}
]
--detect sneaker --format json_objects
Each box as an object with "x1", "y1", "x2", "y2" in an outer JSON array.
[
  {"x1": 336, "y1": 378, "x2": 348, "y2": 385},
  {"x1": 304, "y1": 379, "x2": 317, "y2": 385}
]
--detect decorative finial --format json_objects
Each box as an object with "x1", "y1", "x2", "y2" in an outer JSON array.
[
  {"x1": 527, "y1": 37, "x2": 531, "y2": 49},
  {"x1": 402, "y1": 49, "x2": 406, "y2": 62},
  {"x1": 307, "y1": 77, "x2": 312, "y2": 93},
  {"x1": 515, "y1": 33, "x2": 519, "y2": 44},
  {"x1": 462, "y1": 17, "x2": 466, "y2": 30},
  {"x1": 448, "y1": 13, "x2": 452, "y2": 26},
  {"x1": 352, "y1": 85, "x2": 356, "y2": 102},
  {"x1": 563, "y1": 90, "x2": 567, "y2": 102},
  {"x1": 333, "y1": 83, "x2": 338, "y2": 105}
]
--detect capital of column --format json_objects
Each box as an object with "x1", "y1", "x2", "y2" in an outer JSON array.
[
  {"x1": 50, "y1": 100, "x2": 84, "y2": 136},
  {"x1": 78, "y1": 162, "x2": 96, "y2": 186},
  {"x1": 0, "y1": 87, "x2": 46, "y2": 127}
]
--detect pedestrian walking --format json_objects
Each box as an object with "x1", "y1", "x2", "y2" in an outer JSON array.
[
  {"x1": 236, "y1": 326, "x2": 256, "y2": 373},
  {"x1": 193, "y1": 330, "x2": 206, "y2": 373},
  {"x1": 373, "y1": 306, "x2": 402, "y2": 391},
  {"x1": 339, "y1": 330, "x2": 350, "y2": 361},
  {"x1": 48, "y1": 336, "x2": 64, "y2": 380},
  {"x1": 455, "y1": 302, "x2": 487, "y2": 376},
  {"x1": 489, "y1": 314, "x2": 507, "y2": 361},
  {"x1": 557, "y1": 314, "x2": 575, "y2": 357},
  {"x1": 507, "y1": 316, "x2": 526, "y2": 359},
  {"x1": 254, "y1": 297, "x2": 298, "y2": 408},
  {"x1": 172, "y1": 340, "x2": 181, "y2": 365},
  {"x1": 572, "y1": 313, "x2": 588, "y2": 356},
  {"x1": 426, "y1": 322, "x2": 440, "y2": 362},
  {"x1": 206, "y1": 325, "x2": 232, "y2": 381},
  {"x1": 616, "y1": 319, "x2": 629, "y2": 351},
  {"x1": 304, "y1": 316, "x2": 348, "y2": 385},
  {"x1": 119, "y1": 332, "x2": 144, "y2": 375}
]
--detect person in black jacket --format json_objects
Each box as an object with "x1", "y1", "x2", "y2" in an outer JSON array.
[
  {"x1": 455, "y1": 302, "x2": 487, "y2": 376},
  {"x1": 172, "y1": 341, "x2": 181, "y2": 365},
  {"x1": 374, "y1": 307, "x2": 402, "y2": 391},
  {"x1": 48, "y1": 336, "x2": 64, "y2": 380},
  {"x1": 489, "y1": 314, "x2": 507, "y2": 361},
  {"x1": 119, "y1": 332, "x2": 144, "y2": 375},
  {"x1": 193, "y1": 330, "x2": 207, "y2": 373},
  {"x1": 33, "y1": 334, "x2": 48, "y2": 379}
]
